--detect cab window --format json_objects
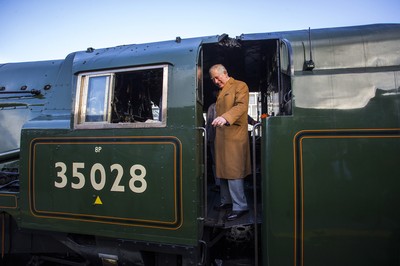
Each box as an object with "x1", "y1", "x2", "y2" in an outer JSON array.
[{"x1": 74, "y1": 65, "x2": 168, "y2": 129}]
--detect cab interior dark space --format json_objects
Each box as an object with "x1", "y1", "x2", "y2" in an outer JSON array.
[
  {"x1": 112, "y1": 68, "x2": 163, "y2": 123},
  {"x1": 201, "y1": 38, "x2": 292, "y2": 117}
]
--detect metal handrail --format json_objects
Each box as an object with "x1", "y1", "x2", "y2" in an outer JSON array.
[
  {"x1": 252, "y1": 122, "x2": 262, "y2": 266},
  {"x1": 0, "y1": 89, "x2": 41, "y2": 95},
  {"x1": 196, "y1": 127, "x2": 207, "y2": 220},
  {"x1": 0, "y1": 149, "x2": 20, "y2": 162}
]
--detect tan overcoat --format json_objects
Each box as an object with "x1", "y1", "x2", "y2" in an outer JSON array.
[{"x1": 214, "y1": 77, "x2": 251, "y2": 179}]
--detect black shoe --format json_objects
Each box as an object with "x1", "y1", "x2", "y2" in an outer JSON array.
[
  {"x1": 226, "y1": 210, "x2": 249, "y2": 221},
  {"x1": 213, "y1": 203, "x2": 232, "y2": 211}
]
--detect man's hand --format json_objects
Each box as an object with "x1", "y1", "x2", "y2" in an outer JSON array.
[{"x1": 212, "y1": 116, "x2": 227, "y2": 127}]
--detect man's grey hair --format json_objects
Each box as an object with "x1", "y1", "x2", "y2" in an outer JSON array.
[{"x1": 209, "y1": 64, "x2": 227, "y2": 75}]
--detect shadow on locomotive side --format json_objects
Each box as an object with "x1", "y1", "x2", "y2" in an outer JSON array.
[{"x1": 0, "y1": 23, "x2": 399, "y2": 265}]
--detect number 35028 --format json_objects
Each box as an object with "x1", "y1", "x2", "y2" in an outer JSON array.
[{"x1": 54, "y1": 162, "x2": 147, "y2": 193}]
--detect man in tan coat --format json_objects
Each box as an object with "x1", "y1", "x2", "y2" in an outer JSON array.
[{"x1": 209, "y1": 64, "x2": 251, "y2": 221}]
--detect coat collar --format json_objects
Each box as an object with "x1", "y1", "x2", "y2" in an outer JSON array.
[{"x1": 220, "y1": 77, "x2": 235, "y2": 93}]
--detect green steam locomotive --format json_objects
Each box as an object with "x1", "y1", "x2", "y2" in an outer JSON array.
[{"x1": 0, "y1": 23, "x2": 399, "y2": 265}]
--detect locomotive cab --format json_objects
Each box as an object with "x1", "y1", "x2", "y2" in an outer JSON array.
[
  {"x1": 0, "y1": 33, "x2": 293, "y2": 265},
  {"x1": 197, "y1": 35, "x2": 293, "y2": 263}
]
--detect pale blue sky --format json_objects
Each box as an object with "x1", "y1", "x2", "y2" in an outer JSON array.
[{"x1": 1, "y1": 0, "x2": 399, "y2": 63}]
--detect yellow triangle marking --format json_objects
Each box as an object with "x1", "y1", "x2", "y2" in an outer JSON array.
[{"x1": 94, "y1": 196, "x2": 103, "y2": 205}]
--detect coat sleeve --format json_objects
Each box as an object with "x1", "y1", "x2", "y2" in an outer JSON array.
[{"x1": 221, "y1": 81, "x2": 249, "y2": 125}]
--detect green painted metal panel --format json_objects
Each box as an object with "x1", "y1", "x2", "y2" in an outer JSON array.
[
  {"x1": 299, "y1": 130, "x2": 400, "y2": 265},
  {"x1": 0, "y1": 193, "x2": 18, "y2": 209},
  {"x1": 29, "y1": 136, "x2": 182, "y2": 229}
]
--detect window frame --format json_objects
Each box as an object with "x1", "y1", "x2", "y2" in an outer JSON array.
[
  {"x1": 74, "y1": 64, "x2": 169, "y2": 129},
  {"x1": 280, "y1": 39, "x2": 294, "y2": 76},
  {"x1": 82, "y1": 73, "x2": 114, "y2": 123}
]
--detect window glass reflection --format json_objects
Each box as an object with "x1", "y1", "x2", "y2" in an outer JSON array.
[{"x1": 85, "y1": 76, "x2": 109, "y2": 122}]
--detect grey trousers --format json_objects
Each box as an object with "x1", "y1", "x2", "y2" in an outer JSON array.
[{"x1": 220, "y1": 178, "x2": 248, "y2": 211}]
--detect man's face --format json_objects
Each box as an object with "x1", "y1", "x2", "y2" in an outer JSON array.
[{"x1": 210, "y1": 70, "x2": 229, "y2": 89}]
